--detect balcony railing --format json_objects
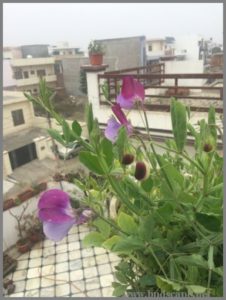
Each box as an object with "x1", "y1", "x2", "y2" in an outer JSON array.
[
  {"x1": 15, "y1": 75, "x2": 57, "y2": 87},
  {"x1": 98, "y1": 71, "x2": 223, "y2": 112}
]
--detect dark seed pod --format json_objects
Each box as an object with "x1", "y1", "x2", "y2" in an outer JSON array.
[
  {"x1": 134, "y1": 161, "x2": 147, "y2": 181},
  {"x1": 122, "y1": 154, "x2": 134, "y2": 165},
  {"x1": 203, "y1": 143, "x2": 213, "y2": 153}
]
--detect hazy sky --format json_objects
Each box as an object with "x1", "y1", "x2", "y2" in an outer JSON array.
[{"x1": 3, "y1": 3, "x2": 223, "y2": 50}]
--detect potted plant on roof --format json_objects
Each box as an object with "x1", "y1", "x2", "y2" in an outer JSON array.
[
  {"x1": 88, "y1": 40, "x2": 104, "y2": 66},
  {"x1": 9, "y1": 201, "x2": 32, "y2": 253}
]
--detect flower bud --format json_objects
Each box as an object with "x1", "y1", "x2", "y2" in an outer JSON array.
[
  {"x1": 203, "y1": 143, "x2": 213, "y2": 153},
  {"x1": 122, "y1": 154, "x2": 134, "y2": 165},
  {"x1": 134, "y1": 161, "x2": 149, "y2": 181}
]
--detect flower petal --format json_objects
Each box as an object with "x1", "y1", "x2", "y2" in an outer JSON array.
[
  {"x1": 105, "y1": 117, "x2": 121, "y2": 142},
  {"x1": 38, "y1": 189, "x2": 70, "y2": 210},
  {"x1": 116, "y1": 94, "x2": 134, "y2": 109},
  {"x1": 121, "y1": 76, "x2": 135, "y2": 99},
  {"x1": 134, "y1": 79, "x2": 145, "y2": 100},
  {"x1": 39, "y1": 207, "x2": 75, "y2": 223},
  {"x1": 112, "y1": 103, "x2": 128, "y2": 125},
  {"x1": 43, "y1": 219, "x2": 75, "y2": 242}
]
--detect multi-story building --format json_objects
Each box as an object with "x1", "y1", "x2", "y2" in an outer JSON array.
[
  {"x1": 95, "y1": 36, "x2": 146, "y2": 70},
  {"x1": 10, "y1": 57, "x2": 57, "y2": 94},
  {"x1": 3, "y1": 91, "x2": 54, "y2": 178}
]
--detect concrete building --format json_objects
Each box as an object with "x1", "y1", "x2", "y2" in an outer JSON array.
[
  {"x1": 3, "y1": 91, "x2": 55, "y2": 178},
  {"x1": 61, "y1": 57, "x2": 89, "y2": 96},
  {"x1": 95, "y1": 36, "x2": 146, "y2": 70},
  {"x1": 21, "y1": 44, "x2": 49, "y2": 58},
  {"x1": 10, "y1": 57, "x2": 57, "y2": 94},
  {"x1": 3, "y1": 47, "x2": 22, "y2": 60}
]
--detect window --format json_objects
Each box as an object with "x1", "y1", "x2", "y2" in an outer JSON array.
[
  {"x1": 33, "y1": 88, "x2": 38, "y2": 94},
  {"x1": 30, "y1": 70, "x2": 35, "y2": 75},
  {"x1": 14, "y1": 70, "x2": 23, "y2": 79},
  {"x1": 37, "y1": 69, "x2": 46, "y2": 78},
  {"x1": 148, "y1": 45, "x2": 152, "y2": 51},
  {"x1": 23, "y1": 71, "x2": 29, "y2": 79},
  {"x1": 11, "y1": 109, "x2": 25, "y2": 126}
]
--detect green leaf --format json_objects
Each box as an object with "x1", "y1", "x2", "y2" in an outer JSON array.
[
  {"x1": 101, "y1": 138, "x2": 114, "y2": 168},
  {"x1": 117, "y1": 212, "x2": 137, "y2": 235},
  {"x1": 170, "y1": 98, "x2": 187, "y2": 152},
  {"x1": 102, "y1": 235, "x2": 123, "y2": 250},
  {"x1": 141, "y1": 176, "x2": 153, "y2": 193},
  {"x1": 138, "y1": 274, "x2": 156, "y2": 287},
  {"x1": 156, "y1": 276, "x2": 182, "y2": 292},
  {"x1": 138, "y1": 215, "x2": 155, "y2": 241},
  {"x1": 195, "y1": 212, "x2": 221, "y2": 232},
  {"x1": 186, "y1": 285, "x2": 207, "y2": 295},
  {"x1": 155, "y1": 203, "x2": 174, "y2": 225},
  {"x1": 116, "y1": 127, "x2": 128, "y2": 162},
  {"x1": 85, "y1": 103, "x2": 94, "y2": 135},
  {"x1": 62, "y1": 120, "x2": 71, "y2": 143},
  {"x1": 112, "y1": 282, "x2": 127, "y2": 297},
  {"x1": 175, "y1": 254, "x2": 208, "y2": 269},
  {"x1": 115, "y1": 271, "x2": 128, "y2": 284},
  {"x1": 123, "y1": 177, "x2": 152, "y2": 206},
  {"x1": 71, "y1": 120, "x2": 82, "y2": 137},
  {"x1": 208, "y1": 105, "x2": 217, "y2": 141},
  {"x1": 113, "y1": 236, "x2": 144, "y2": 253},
  {"x1": 157, "y1": 156, "x2": 184, "y2": 190},
  {"x1": 82, "y1": 232, "x2": 105, "y2": 247},
  {"x1": 79, "y1": 151, "x2": 105, "y2": 175},
  {"x1": 93, "y1": 218, "x2": 110, "y2": 238},
  {"x1": 47, "y1": 128, "x2": 66, "y2": 146}
]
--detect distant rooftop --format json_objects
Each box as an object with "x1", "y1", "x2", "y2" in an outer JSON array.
[
  {"x1": 10, "y1": 57, "x2": 55, "y2": 67},
  {"x1": 3, "y1": 60, "x2": 16, "y2": 87},
  {"x1": 95, "y1": 35, "x2": 146, "y2": 42},
  {"x1": 3, "y1": 91, "x2": 27, "y2": 104}
]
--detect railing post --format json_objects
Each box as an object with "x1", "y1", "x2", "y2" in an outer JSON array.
[
  {"x1": 175, "y1": 77, "x2": 178, "y2": 96},
  {"x1": 81, "y1": 64, "x2": 108, "y2": 116},
  {"x1": 220, "y1": 87, "x2": 223, "y2": 101}
]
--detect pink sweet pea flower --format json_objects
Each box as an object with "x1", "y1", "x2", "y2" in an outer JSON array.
[
  {"x1": 116, "y1": 76, "x2": 145, "y2": 109},
  {"x1": 38, "y1": 189, "x2": 92, "y2": 242},
  {"x1": 105, "y1": 103, "x2": 132, "y2": 142}
]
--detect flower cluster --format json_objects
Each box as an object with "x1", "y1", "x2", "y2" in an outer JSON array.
[
  {"x1": 105, "y1": 76, "x2": 145, "y2": 143},
  {"x1": 38, "y1": 189, "x2": 92, "y2": 242}
]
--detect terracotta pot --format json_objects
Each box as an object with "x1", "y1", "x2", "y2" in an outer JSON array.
[
  {"x1": 3, "y1": 199, "x2": 15, "y2": 211},
  {"x1": 37, "y1": 182, "x2": 47, "y2": 191},
  {"x1": 89, "y1": 53, "x2": 103, "y2": 65},
  {"x1": 18, "y1": 189, "x2": 34, "y2": 202},
  {"x1": 29, "y1": 231, "x2": 44, "y2": 243},
  {"x1": 16, "y1": 239, "x2": 32, "y2": 253}
]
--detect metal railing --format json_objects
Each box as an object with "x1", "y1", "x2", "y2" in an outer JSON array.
[{"x1": 98, "y1": 71, "x2": 223, "y2": 112}]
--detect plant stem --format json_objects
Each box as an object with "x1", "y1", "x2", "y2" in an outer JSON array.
[
  {"x1": 129, "y1": 254, "x2": 148, "y2": 272},
  {"x1": 207, "y1": 269, "x2": 212, "y2": 291},
  {"x1": 148, "y1": 245, "x2": 169, "y2": 279}
]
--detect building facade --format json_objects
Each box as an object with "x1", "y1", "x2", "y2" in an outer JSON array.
[
  {"x1": 10, "y1": 57, "x2": 57, "y2": 94},
  {"x1": 3, "y1": 91, "x2": 54, "y2": 178},
  {"x1": 95, "y1": 36, "x2": 146, "y2": 70}
]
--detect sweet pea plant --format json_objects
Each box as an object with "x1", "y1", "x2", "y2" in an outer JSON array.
[{"x1": 24, "y1": 78, "x2": 223, "y2": 297}]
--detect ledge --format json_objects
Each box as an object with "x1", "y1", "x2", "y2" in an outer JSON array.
[{"x1": 81, "y1": 64, "x2": 108, "y2": 72}]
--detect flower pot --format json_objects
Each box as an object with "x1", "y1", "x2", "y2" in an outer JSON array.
[
  {"x1": 89, "y1": 53, "x2": 103, "y2": 66},
  {"x1": 37, "y1": 182, "x2": 47, "y2": 192},
  {"x1": 16, "y1": 239, "x2": 32, "y2": 253},
  {"x1": 3, "y1": 199, "x2": 15, "y2": 211},
  {"x1": 18, "y1": 189, "x2": 34, "y2": 202},
  {"x1": 29, "y1": 231, "x2": 45, "y2": 243}
]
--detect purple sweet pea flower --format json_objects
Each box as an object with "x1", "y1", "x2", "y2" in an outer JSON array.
[
  {"x1": 116, "y1": 76, "x2": 145, "y2": 109},
  {"x1": 105, "y1": 103, "x2": 132, "y2": 142},
  {"x1": 38, "y1": 189, "x2": 92, "y2": 242}
]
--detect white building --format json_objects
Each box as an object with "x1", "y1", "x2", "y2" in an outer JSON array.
[
  {"x1": 3, "y1": 91, "x2": 55, "y2": 178},
  {"x1": 10, "y1": 57, "x2": 57, "y2": 94}
]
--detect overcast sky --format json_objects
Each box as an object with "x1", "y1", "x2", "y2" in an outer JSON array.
[{"x1": 3, "y1": 3, "x2": 223, "y2": 50}]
